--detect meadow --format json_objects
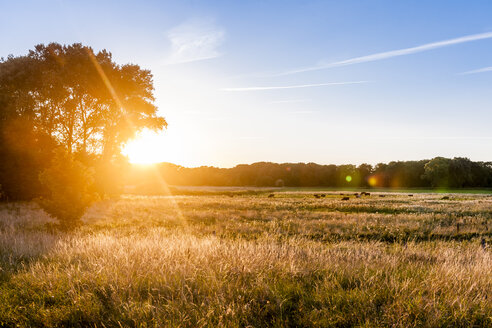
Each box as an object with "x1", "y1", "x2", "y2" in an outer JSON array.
[{"x1": 0, "y1": 190, "x2": 490, "y2": 327}]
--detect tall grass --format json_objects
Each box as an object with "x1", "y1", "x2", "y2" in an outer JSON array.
[{"x1": 0, "y1": 192, "x2": 490, "y2": 327}]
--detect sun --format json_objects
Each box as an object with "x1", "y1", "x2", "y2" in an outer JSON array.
[{"x1": 122, "y1": 129, "x2": 180, "y2": 165}]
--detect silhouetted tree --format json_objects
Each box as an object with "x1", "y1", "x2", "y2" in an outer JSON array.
[
  {"x1": 0, "y1": 54, "x2": 56, "y2": 200},
  {"x1": 26, "y1": 43, "x2": 167, "y2": 158},
  {"x1": 0, "y1": 43, "x2": 167, "y2": 199}
]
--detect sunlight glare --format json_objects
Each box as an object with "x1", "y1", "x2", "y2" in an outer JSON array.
[{"x1": 122, "y1": 129, "x2": 184, "y2": 165}]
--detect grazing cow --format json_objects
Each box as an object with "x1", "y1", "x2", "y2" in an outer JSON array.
[
  {"x1": 441, "y1": 196, "x2": 450, "y2": 200},
  {"x1": 365, "y1": 192, "x2": 371, "y2": 196},
  {"x1": 268, "y1": 194, "x2": 275, "y2": 198},
  {"x1": 356, "y1": 194, "x2": 361, "y2": 198},
  {"x1": 408, "y1": 194, "x2": 413, "y2": 197},
  {"x1": 342, "y1": 197, "x2": 350, "y2": 201},
  {"x1": 320, "y1": 194, "x2": 326, "y2": 197},
  {"x1": 481, "y1": 238, "x2": 487, "y2": 250},
  {"x1": 340, "y1": 193, "x2": 345, "y2": 196},
  {"x1": 314, "y1": 194, "x2": 321, "y2": 199},
  {"x1": 379, "y1": 194, "x2": 385, "y2": 198}
]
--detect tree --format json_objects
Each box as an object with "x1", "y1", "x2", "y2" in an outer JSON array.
[
  {"x1": 357, "y1": 163, "x2": 373, "y2": 187},
  {"x1": 337, "y1": 164, "x2": 359, "y2": 187},
  {"x1": 0, "y1": 119, "x2": 55, "y2": 200},
  {"x1": 0, "y1": 54, "x2": 57, "y2": 200},
  {"x1": 38, "y1": 149, "x2": 96, "y2": 229},
  {"x1": 0, "y1": 43, "x2": 167, "y2": 200},
  {"x1": 449, "y1": 157, "x2": 473, "y2": 188},
  {"x1": 422, "y1": 157, "x2": 451, "y2": 188},
  {"x1": 26, "y1": 43, "x2": 167, "y2": 158}
]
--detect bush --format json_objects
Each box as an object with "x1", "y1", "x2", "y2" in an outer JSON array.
[{"x1": 38, "y1": 149, "x2": 96, "y2": 229}]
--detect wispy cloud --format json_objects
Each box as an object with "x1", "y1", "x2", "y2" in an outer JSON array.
[
  {"x1": 221, "y1": 81, "x2": 368, "y2": 92},
  {"x1": 165, "y1": 18, "x2": 225, "y2": 65},
  {"x1": 279, "y1": 31, "x2": 492, "y2": 76},
  {"x1": 460, "y1": 66, "x2": 492, "y2": 75}
]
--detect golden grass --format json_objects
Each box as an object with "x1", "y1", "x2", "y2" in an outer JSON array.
[{"x1": 0, "y1": 192, "x2": 490, "y2": 327}]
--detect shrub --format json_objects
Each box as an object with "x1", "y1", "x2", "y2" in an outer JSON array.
[{"x1": 38, "y1": 149, "x2": 96, "y2": 229}]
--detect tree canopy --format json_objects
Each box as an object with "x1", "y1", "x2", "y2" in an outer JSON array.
[
  {"x1": 0, "y1": 43, "x2": 166, "y2": 200},
  {"x1": 26, "y1": 43, "x2": 166, "y2": 157}
]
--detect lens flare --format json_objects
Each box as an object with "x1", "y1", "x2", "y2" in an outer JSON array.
[
  {"x1": 368, "y1": 176, "x2": 377, "y2": 187},
  {"x1": 345, "y1": 175, "x2": 352, "y2": 182}
]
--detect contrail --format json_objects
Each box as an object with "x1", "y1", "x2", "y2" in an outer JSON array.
[
  {"x1": 278, "y1": 31, "x2": 492, "y2": 76},
  {"x1": 221, "y1": 81, "x2": 369, "y2": 92},
  {"x1": 461, "y1": 66, "x2": 492, "y2": 75}
]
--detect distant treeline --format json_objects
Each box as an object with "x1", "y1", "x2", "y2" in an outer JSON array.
[{"x1": 128, "y1": 157, "x2": 492, "y2": 192}]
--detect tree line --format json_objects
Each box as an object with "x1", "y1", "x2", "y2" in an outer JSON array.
[{"x1": 129, "y1": 157, "x2": 492, "y2": 192}]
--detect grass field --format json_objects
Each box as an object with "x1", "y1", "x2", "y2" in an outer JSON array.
[{"x1": 0, "y1": 190, "x2": 491, "y2": 327}]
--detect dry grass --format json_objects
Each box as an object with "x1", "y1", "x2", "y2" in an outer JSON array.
[{"x1": 0, "y1": 191, "x2": 490, "y2": 327}]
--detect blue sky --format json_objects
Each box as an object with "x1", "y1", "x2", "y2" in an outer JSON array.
[{"x1": 1, "y1": 0, "x2": 491, "y2": 167}]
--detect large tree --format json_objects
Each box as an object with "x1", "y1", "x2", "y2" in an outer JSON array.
[
  {"x1": 0, "y1": 54, "x2": 56, "y2": 199},
  {"x1": 26, "y1": 43, "x2": 167, "y2": 158},
  {"x1": 0, "y1": 43, "x2": 166, "y2": 199}
]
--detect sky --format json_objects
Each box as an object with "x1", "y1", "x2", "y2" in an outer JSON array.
[{"x1": 1, "y1": 0, "x2": 492, "y2": 167}]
